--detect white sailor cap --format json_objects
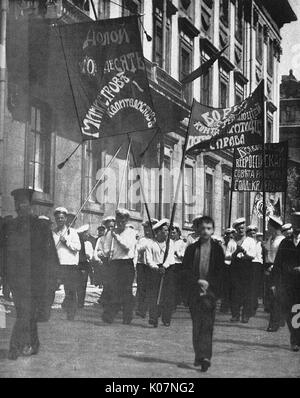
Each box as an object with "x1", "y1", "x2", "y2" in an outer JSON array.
[
  {"x1": 76, "y1": 224, "x2": 90, "y2": 234},
  {"x1": 142, "y1": 218, "x2": 158, "y2": 227},
  {"x1": 268, "y1": 215, "x2": 283, "y2": 229},
  {"x1": 54, "y1": 207, "x2": 68, "y2": 215},
  {"x1": 152, "y1": 218, "x2": 170, "y2": 231},
  {"x1": 281, "y1": 223, "x2": 292, "y2": 232},
  {"x1": 233, "y1": 218, "x2": 246, "y2": 228},
  {"x1": 256, "y1": 232, "x2": 263, "y2": 237},
  {"x1": 246, "y1": 224, "x2": 258, "y2": 232},
  {"x1": 224, "y1": 228, "x2": 235, "y2": 234},
  {"x1": 103, "y1": 216, "x2": 115, "y2": 224},
  {"x1": 38, "y1": 215, "x2": 50, "y2": 221},
  {"x1": 115, "y1": 208, "x2": 130, "y2": 218}
]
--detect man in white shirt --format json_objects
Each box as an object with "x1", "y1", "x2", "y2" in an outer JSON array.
[
  {"x1": 102, "y1": 209, "x2": 137, "y2": 325},
  {"x1": 94, "y1": 217, "x2": 115, "y2": 305},
  {"x1": 246, "y1": 225, "x2": 262, "y2": 316},
  {"x1": 135, "y1": 219, "x2": 157, "y2": 319},
  {"x1": 230, "y1": 218, "x2": 256, "y2": 323},
  {"x1": 52, "y1": 207, "x2": 81, "y2": 321},
  {"x1": 170, "y1": 223, "x2": 187, "y2": 308},
  {"x1": 145, "y1": 219, "x2": 175, "y2": 328},
  {"x1": 220, "y1": 228, "x2": 237, "y2": 313}
]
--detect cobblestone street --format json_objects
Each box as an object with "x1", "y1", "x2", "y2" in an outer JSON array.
[{"x1": 0, "y1": 286, "x2": 299, "y2": 378}]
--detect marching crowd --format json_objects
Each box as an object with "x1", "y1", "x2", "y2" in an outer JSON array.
[{"x1": 0, "y1": 188, "x2": 300, "y2": 373}]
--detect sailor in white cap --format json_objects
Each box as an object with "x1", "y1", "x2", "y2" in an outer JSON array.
[
  {"x1": 135, "y1": 218, "x2": 157, "y2": 318},
  {"x1": 230, "y1": 217, "x2": 257, "y2": 323},
  {"x1": 186, "y1": 216, "x2": 203, "y2": 246},
  {"x1": 76, "y1": 225, "x2": 94, "y2": 308},
  {"x1": 270, "y1": 212, "x2": 300, "y2": 351},
  {"x1": 101, "y1": 208, "x2": 137, "y2": 325},
  {"x1": 94, "y1": 216, "x2": 116, "y2": 305},
  {"x1": 170, "y1": 222, "x2": 187, "y2": 308},
  {"x1": 145, "y1": 219, "x2": 175, "y2": 327},
  {"x1": 281, "y1": 223, "x2": 293, "y2": 238},
  {"x1": 246, "y1": 225, "x2": 263, "y2": 316},
  {"x1": 220, "y1": 228, "x2": 237, "y2": 313},
  {"x1": 52, "y1": 207, "x2": 81, "y2": 321},
  {"x1": 264, "y1": 215, "x2": 285, "y2": 331}
]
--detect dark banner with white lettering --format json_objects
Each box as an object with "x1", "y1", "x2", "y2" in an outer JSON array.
[
  {"x1": 232, "y1": 142, "x2": 288, "y2": 192},
  {"x1": 186, "y1": 81, "x2": 264, "y2": 154},
  {"x1": 57, "y1": 16, "x2": 157, "y2": 142}
]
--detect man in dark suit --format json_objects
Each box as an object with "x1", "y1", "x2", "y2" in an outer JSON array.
[
  {"x1": 181, "y1": 216, "x2": 224, "y2": 372},
  {"x1": 270, "y1": 212, "x2": 300, "y2": 352},
  {"x1": 0, "y1": 189, "x2": 58, "y2": 360}
]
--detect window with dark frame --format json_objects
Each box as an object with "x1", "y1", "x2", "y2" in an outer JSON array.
[
  {"x1": 222, "y1": 180, "x2": 230, "y2": 231},
  {"x1": 235, "y1": 81, "x2": 244, "y2": 105},
  {"x1": 220, "y1": 0, "x2": 229, "y2": 27},
  {"x1": 267, "y1": 39, "x2": 274, "y2": 76},
  {"x1": 256, "y1": 23, "x2": 263, "y2": 62},
  {"x1": 184, "y1": 163, "x2": 195, "y2": 224},
  {"x1": 27, "y1": 104, "x2": 51, "y2": 194},
  {"x1": 98, "y1": 0, "x2": 110, "y2": 19},
  {"x1": 180, "y1": 34, "x2": 193, "y2": 104},
  {"x1": 238, "y1": 191, "x2": 245, "y2": 218},
  {"x1": 219, "y1": 67, "x2": 229, "y2": 108},
  {"x1": 235, "y1": 0, "x2": 243, "y2": 43},
  {"x1": 122, "y1": 0, "x2": 141, "y2": 16},
  {"x1": 83, "y1": 140, "x2": 102, "y2": 204},
  {"x1": 266, "y1": 118, "x2": 273, "y2": 143},
  {"x1": 205, "y1": 173, "x2": 213, "y2": 217},
  {"x1": 153, "y1": 6, "x2": 172, "y2": 73}
]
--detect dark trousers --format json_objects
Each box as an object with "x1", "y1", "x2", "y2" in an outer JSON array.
[
  {"x1": 174, "y1": 263, "x2": 183, "y2": 307},
  {"x1": 147, "y1": 265, "x2": 175, "y2": 325},
  {"x1": 9, "y1": 292, "x2": 39, "y2": 354},
  {"x1": 220, "y1": 265, "x2": 231, "y2": 312},
  {"x1": 77, "y1": 268, "x2": 89, "y2": 308},
  {"x1": 59, "y1": 266, "x2": 80, "y2": 320},
  {"x1": 189, "y1": 293, "x2": 216, "y2": 362},
  {"x1": 231, "y1": 261, "x2": 253, "y2": 319},
  {"x1": 136, "y1": 263, "x2": 148, "y2": 316},
  {"x1": 268, "y1": 290, "x2": 285, "y2": 328},
  {"x1": 102, "y1": 259, "x2": 135, "y2": 324},
  {"x1": 251, "y1": 262, "x2": 262, "y2": 314}
]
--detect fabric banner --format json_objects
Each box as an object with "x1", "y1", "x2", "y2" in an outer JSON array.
[
  {"x1": 232, "y1": 142, "x2": 288, "y2": 192},
  {"x1": 57, "y1": 16, "x2": 157, "y2": 141},
  {"x1": 186, "y1": 81, "x2": 264, "y2": 154}
]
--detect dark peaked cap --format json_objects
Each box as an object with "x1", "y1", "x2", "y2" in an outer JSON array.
[{"x1": 11, "y1": 188, "x2": 35, "y2": 202}]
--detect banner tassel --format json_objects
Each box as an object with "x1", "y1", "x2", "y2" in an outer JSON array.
[{"x1": 57, "y1": 142, "x2": 82, "y2": 169}]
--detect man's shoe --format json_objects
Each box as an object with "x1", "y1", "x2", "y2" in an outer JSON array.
[
  {"x1": 193, "y1": 359, "x2": 202, "y2": 367},
  {"x1": 200, "y1": 359, "x2": 211, "y2": 373},
  {"x1": 22, "y1": 345, "x2": 34, "y2": 357},
  {"x1": 267, "y1": 325, "x2": 279, "y2": 332},
  {"x1": 163, "y1": 322, "x2": 170, "y2": 327},
  {"x1": 148, "y1": 319, "x2": 158, "y2": 328},
  {"x1": 241, "y1": 317, "x2": 249, "y2": 324},
  {"x1": 291, "y1": 344, "x2": 300, "y2": 352},
  {"x1": 230, "y1": 316, "x2": 240, "y2": 323},
  {"x1": 8, "y1": 350, "x2": 19, "y2": 360},
  {"x1": 135, "y1": 311, "x2": 146, "y2": 319}
]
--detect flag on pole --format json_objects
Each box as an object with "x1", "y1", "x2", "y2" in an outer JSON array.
[
  {"x1": 186, "y1": 81, "x2": 265, "y2": 154},
  {"x1": 53, "y1": 16, "x2": 158, "y2": 143},
  {"x1": 180, "y1": 44, "x2": 229, "y2": 85}
]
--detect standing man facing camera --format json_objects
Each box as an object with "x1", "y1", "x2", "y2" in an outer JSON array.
[
  {"x1": 52, "y1": 207, "x2": 81, "y2": 321},
  {"x1": 181, "y1": 216, "x2": 224, "y2": 372},
  {"x1": 0, "y1": 189, "x2": 58, "y2": 360}
]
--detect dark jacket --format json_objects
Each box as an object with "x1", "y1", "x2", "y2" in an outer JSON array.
[
  {"x1": 271, "y1": 237, "x2": 300, "y2": 304},
  {"x1": 0, "y1": 215, "x2": 59, "y2": 321},
  {"x1": 181, "y1": 238, "x2": 224, "y2": 305}
]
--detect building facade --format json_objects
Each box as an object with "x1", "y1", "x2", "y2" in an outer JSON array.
[
  {"x1": 280, "y1": 69, "x2": 300, "y2": 215},
  {"x1": 0, "y1": 0, "x2": 296, "y2": 236}
]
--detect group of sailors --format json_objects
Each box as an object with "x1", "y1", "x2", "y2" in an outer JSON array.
[{"x1": 0, "y1": 187, "x2": 300, "y2": 373}]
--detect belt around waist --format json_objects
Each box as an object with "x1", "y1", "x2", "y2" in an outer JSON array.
[
  {"x1": 59, "y1": 264, "x2": 78, "y2": 267},
  {"x1": 109, "y1": 259, "x2": 134, "y2": 265}
]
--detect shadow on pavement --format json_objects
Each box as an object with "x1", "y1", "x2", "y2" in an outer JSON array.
[
  {"x1": 215, "y1": 338, "x2": 290, "y2": 351},
  {"x1": 118, "y1": 354, "x2": 201, "y2": 373}
]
